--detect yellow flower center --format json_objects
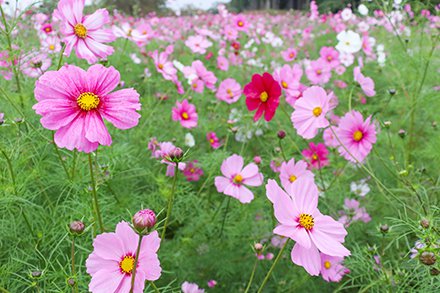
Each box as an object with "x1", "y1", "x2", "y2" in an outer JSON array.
[
  {"x1": 312, "y1": 154, "x2": 318, "y2": 160},
  {"x1": 281, "y1": 81, "x2": 288, "y2": 89},
  {"x1": 192, "y1": 83, "x2": 198, "y2": 88},
  {"x1": 289, "y1": 175, "x2": 297, "y2": 183},
  {"x1": 238, "y1": 21, "x2": 244, "y2": 27},
  {"x1": 158, "y1": 63, "x2": 164, "y2": 69},
  {"x1": 233, "y1": 174, "x2": 243, "y2": 184},
  {"x1": 77, "y1": 92, "x2": 99, "y2": 111},
  {"x1": 181, "y1": 112, "x2": 189, "y2": 120},
  {"x1": 327, "y1": 56, "x2": 333, "y2": 61},
  {"x1": 324, "y1": 260, "x2": 331, "y2": 269},
  {"x1": 299, "y1": 213, "x2": 314, "y2": 230},
  {"x1": 49, "y1": 44, "x2": 55, "y2": 51},
  {"x1": 260, "y1": 91, "x2": 268, "y2": 102},
  {"x1": 353, "y1": 130, "x2": 363, "y2": 141},
  {"x1": 345, "y1": 41, "x2": 350, "y2": 46},
  {"x1": 227, "y1": 89, "x2": 233, "y2": 98},
  {"x1": 45, "y1": 27, "x2": 51, "y2": 32},
  {"x1": 316, "y1": 69, "x2": 322, "y2": 75},
  {"x1": 190, "y1": 168, "x2": 195, "y2": 173},
  {"x1": 209, "y1": 139, "x2": 214, "y2": 144},
  {"x1": 119, "y1": 255, "x2": 135, "y2": 274},
  {"x1": 312, "y1": 107, "x2": 322, "y2": 117},
  {"x1": 74, "y1": 23, "x2": 87, "y2": 38},
  {"x1": 289, "y1": 52, "x2": 295, "y2": 58}
]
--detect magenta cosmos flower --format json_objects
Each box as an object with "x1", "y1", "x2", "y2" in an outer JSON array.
[
  {"x1": 244, "y1": 72, "x2": 282, "y2": 122},
  {"x1": 266, "y1": 178, "x2": 350, "y2": 276},
  {"x1": 215, "y1": 154, "x2": 263, "y2": 204},
  {"x1": 336, "y1": 110, "x2": 377, "y2": 163},
  {"x1": 33, "y1": 64, "x2": 141, "y2": 153},
  {"x1": 291, "y1": 86, "x2": 331, "y2": 139},
  {"x1": 216, "y1": 78, "x2": 242, "y2": 104},
  {"x1": 279, "y1": 158, "x2": 314, "y2": 191},
  {"x1": 57, "y1": 0, "x2": 115, "y2": 64},
  {"x1": 86, "y1": 222, "x2": 161, "y2": 293},
  {"x1": 302, "y1": 142, "x2": 329, "y2": 169},
  {"x1": 171, "y1": 99, "x2": 198, "y2": 129}
]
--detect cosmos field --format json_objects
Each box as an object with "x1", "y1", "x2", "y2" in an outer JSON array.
[{"x1": 0, "y1": 0, "x2": 439, "y2": 292}]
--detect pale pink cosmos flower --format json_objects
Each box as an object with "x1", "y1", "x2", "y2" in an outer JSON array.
[
  {"x1": 191, "y1": 60, "x2": 217, "y2": 91},
  {"x1": 306, "y1": 59, "x2": 332, "y2": 85},
  {"x1": 86, "y1": 222, "x2": 161, "y2": 293},
  {"x1": 323, "y1": 128, "x2": 340, "y2": 148},
  {"x1": 207, "y1": 132, "x2": 221, "y2": 149},
  {"x1": 291, "y1": 86, "x2": 330, "y2": 139},
  {"x1": 354, "y1": 67, "x2": 376, "y2": 97},
  {"x1": 217, "y1": 55, "x2": 229, "y2": 71},
  {"x1": 336, "y1": 110, "x2": 377, "y2": 163},
  {"x1": 41, "y1": 35, "x2": 62, "y2": 54},
  {"x1": 266, "y1": 178, "x2": 350, "y2": 276},
  {"x1": 319, "y1": 46, "x2": 340, "y2": 69},
  {"x1": 112, "y1": 22, "x2": 148, "y2": 45},
  {"x1": 215, "y1": 154, "x2": 264, "y2": 204},
  {"x1": 273, "y1": 65, "x2": 302, "y2": 105},
  {"x1": 182, "y1": 282, "x2": 205, "y2": 293},
  {"x1": 151, "y1": 50, "x2": 176, "y2": 81},
  {"x1": 33, "y1": 64, "x2": 141, "y2": 153},
  {"x1": 155, "y1": 141, "x2": 186, "y2": 177},
  {"x1": 281, "y1": 47, "x2": 297, "y2": 61},
  {"x1": 21, "y1": 51, "x2": 52, "y2": 78},
  {"x1": 338, "y1": 198, "x2": 371, "y2": 227},
  {"x1": 320, "y1": 253, "x2": 350, "y2": 282},
  {"x1": 279, "y1": 158, "x2": 314, "y2": 191},
  {"x1": 185, "y1": 35, "x2": 212, "y2": 54},
  {"x1": 56, "y1": 0, "x2": 115, "y2": 64},
  {"x1": 172, "y1": 99, "x2": 198, "y2": 129},
  {"x1": 216, "y1": 78, "x2": 242, "y2": 104}
]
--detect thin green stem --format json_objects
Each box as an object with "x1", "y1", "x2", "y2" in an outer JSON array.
[
  {"x1": 244, "y1": 259, "x2": 258, "y2": 293},
  {"x1": 161, "y1": 163, "x2": 179, "y2": 239},
  {"x1": 88, "y1": 153, "x2": 104, "y2": 234},
  {"x1": 0, "y1": 147, "x2": 17, "y2": 195},
  {"x1": 257, "y1": 238, "x2": 289, "y2": 293},
  {"x1": 219, "y1": 197, "x2": 231, "y2": 237},
  {"x1": 52, "y1": 133, "x2": 71, "y2": 180},
  {"x1": 71, "y1": 150, "x2": 77, "y2": 180},
  {"x1": 71, "y1": 237, "x2": 78, "y2": 293},
  {"x1": 150, "y1": 282, "x2": 160, "y2": 293},
  {"x1": 130, "y1": 234, "x2": 144, "y2": 293},
  {"x1": 278, "y1": 139, "x2": 287, "y2": 161},
  {"x1": 57, "y1": 43, "x2": 66, "y2": 70}
]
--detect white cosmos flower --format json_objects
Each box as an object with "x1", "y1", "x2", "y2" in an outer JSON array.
[
  {"x1": 339, "y1": 52, "x2": 354, "y2": 67},
  {"x1": 341, "y1": 8, "x2": 353, "y2": 21},
  {"x1": 350, "y1": 180, "x2": 370, "y2": 197},
  {"x1": 184, "y1": 133, "x2": 195, "y2": 147},
  {"x1": 358, "y1": 4, "x2": 369, "y2": 16},
  {"x1": 336, "y1": 30, "x2": 362, "y2": 54}
]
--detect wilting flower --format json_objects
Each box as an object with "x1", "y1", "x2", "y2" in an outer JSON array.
[
  {"x1": 216, "y1": 78, "x2": 242, "y2": 104},
  {"x1": 302, "y1": 142, "x2": 329, "y2": 169},
  {"x1": 354, "y1": 67, "x2": 376, "y2": 97},
  {"x1": 56, "y1": 0, "x2": 115, "y2": 64},
  {"x1": 172, "y1": 99, "x2": 198, "y2": 129},
  {"x1": 266, "y1": 178, "x2": 350, "y2": 276},
  {"x1": 33, "y1": 64, "x2": 141, "y2": 153},
  {"x1": 207, "y1": 132, "x2": 221, "y2": 149},
  {"x1": 291, "y1": 86, "x2": 331, "y2": 139},
  {"x1": 320, "y1": 254, "x2": 350, "y2": 282},
  {"x1": 244, "y1": 72, "x2": 281, "y2": 122},
  {"x1": 336, "y1": 110, "x2": 377, "y2": 163},
  {"x1": 215, "y1": 154, "x2": 263, "y2": 204},
  {"x1": 279, "y1": 158, "x2": 314, "y2": 191},
  {"x1": 86, "y1": 222, "x2": 161, "y2": 292}
]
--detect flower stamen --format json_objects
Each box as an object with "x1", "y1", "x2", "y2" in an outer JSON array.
[
  {"x1": 260, "y1": 91, "x2": 268, "y2": 102},
  {"x1": 299, "y1": 213, "x2": 314, "y2": 230},
  {"x1": 77, "y1": 92, "x2": 100, "y2": 111},
  {"x1": 74, "y1": 23, "x2": 87, "y2": 38}
]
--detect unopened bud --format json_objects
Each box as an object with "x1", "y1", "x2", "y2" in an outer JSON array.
[
  {"x1": 69, "y1": 220, "x2": 85, "y2": 235},
  {"x1": 383, "y1": 121, "x2": 392, "y2": 128},
  {"x1": 67, "y1": 278, "x2": 75, "y2": 286},
  {"x1": 420, "y1": 219, "x2": 430, "y2": 229},
  {"x1": 388, "y1": 89, "x2": 396, "y2": 95},
  {"x1": 277, "y1": 130, "x2": 286, "y2": 139},
  {"x1": 398, "y1": 129, "x2": 406, "y2": 138},
  {"x1": 430, "y1": 268, "x2": 440, "y2": 276},
  {"x1": 253, "y1": 156, "x2": 262, "y2": 165},
  {"x1": 166, "y1": 147, "x2": 184, "y2": 162},
  {"x1": 420, "y1": 251, "x2": 436, "y2": 266},
  {"x1": 31, "y1": 271, "x2": 42, "y2": 278},
  {"x1": 254, "y1": 243, "x2": 263, "y2": 251},
  {"x1": 380, "y1": 224, "x2": 389, "y2": 234},
  {"x1": 133, "y1": 209, "x2": 156, "y2": 233}
]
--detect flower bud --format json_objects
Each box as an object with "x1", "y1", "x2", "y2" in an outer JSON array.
[
  {"x1": 207, "y1": 280, "x2": 217, "y2": 288},
  {"x1": 398, "y1": 129, "x2": 406, "y2": 138},
  {"x1": 430, "y1": 268, "x2": 440, "y2": 276},
  {"x1": 254, "y1": 243, "x2": 263, "y2": 251},
  {"x1": 31, "y1": 271, "x2": 42, "y2": 278},
  {"x1": 167, "y1": 147, "x2": 183, "y2": 162},
  {"x1": 253, "y1": 156, "x2": 262, "y2": 165},
  {"x1": 277, "y1": 130, "x2": 286, "y2": 139},
  {"x1": 388, "y1": 89, "x2": 396, "y2": 95},
  {"x1": 69, "y1": 220, "x2": 85, "y2": 235},
  {"x1": 419, "y1": 251, "x2": 436, "y2": 266},
  {"x1": 432, "y1": 121, "x2": 437, "y2": 129},
  {"x1": 265, "y1": 252, "x2": 274, "y2": 260},
  {"x1": 383, "y1": 121, "x2": 392, "y2": 128},
  {"x1": 420, "y1": 219, "x2": 430, "y2": 229},
  {"x1": 133, "y1": 209, "x2": 156, "y2": 233},
  {"x1": 380, "y1": 224, "x2": 389, "y2": 234},
  {"x1": 67, "y1": 278, "x2": 76, "y2": 286}
]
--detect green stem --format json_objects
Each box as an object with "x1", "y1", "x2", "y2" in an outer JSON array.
[
  {"x1": 219, "y1": 197, "x2": 231, "y2": 238},
  {"x1": 71, "y1": 237, "x2": 78, "y2": 293},
  {"x1": 52, "y1": 133, "x2": 71, "y2": 180},
  {"x1": 278, "y1": 139, "x2": 287, "y2": 161},
  {"x1": 130, "y1": 234, "x2": 144, "y2": 293},
  {"x1": 88, "y1": 153, "x2": 104, "y2": 233},
  {"x1": 57, "y1": 43, "x2": 66, "y2": 70},
  {"x1": 257, "y1": 238, "x2": 289, "y2": 293},
  {"x1": 161, "y1": 163, "x2": 179, "y2": 239},
  {"x1": 71, "y1": 150, "x2": 77, "y2": 180},
  {"x1": 0, "y1": 147, "x2": 17, "y2": 195},
  {"x1": 244, "y1": 259, "x2": 258, "y2": 293},
  {"x1": 150, "y1": 282, "x2": 160, "y2": 293}
]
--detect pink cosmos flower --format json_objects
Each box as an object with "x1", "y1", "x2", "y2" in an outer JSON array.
[
  {"x1": 185, "y1": 35, "x2": 212, "y2": 54},
  {"x1": 217, "y1": 55, "x2": 229, "y2": 71},
  {"x1": 41, "y1": 35, "x2": 62, "y2": 54},
  {"x1": 215, "y1": 154, "x2": 264, "y2": 204},
  {"x1": 320, "y1": 254, "x2": 350, "y2": 282},
  {"x1": 207, "y1": 132, "x2": 221, "y2": 149},
  {"x1": 266, "y1": 178, "x2": 350, "y2": 276},
  {"x1": 151, "y1": 50, "x2": 176, "y2": 81},
  {"x1": 56, "y1": 0, "x2": 115, "y2": 64},
  {"x1": 319, "y1": 46, "x2": 340, "y2": 68},
  {"x1": 336, "y1": 110, "x2": 377, "y2": 163},
  {"x1": 21, "y1": 51, "x2": 52, "y2": 78},
  {"x1": 86, "y1": 222, "x2": 161, "y2": 293},
  {"x1": 191, "y1": 60, "x2": 217, "y2": 91},
  {"x1": 281, "y1": 47, "x2": 297, "y2": 62},
  {"x1": 270, "y1": 159, "x2": 282, "y2": 173},
  {"x1": 183, "y1": 160, "x2": 204, "y2": 182},
  {"x1": 279, "y1": 158, "x2": 314, "y2": 191},
  {"x1": 302, "y1": 142, "x2": 329, "y2": 169},
  {"x1": 338, "y1": 198, "x2": 371, "y2": 227},
  {"x1": 172, "y1": 99, "x2": 198, "y2": 129},
  {"x1": 323, "y1": 128, "x2": 339, "y2": 148},
  {"x1": 234, "y1": 15, "x2": 248, "y2": 31},
  {"x1": 112, "y1": 22, "x2": 148, "y2": 45},
  {"x1": 182, "y1": 282, "x2": 205, "y2": 293},
  {"x1": 273, "y1": 65, "x2": 302, "y2": 105},
  {"x1": 216, "y1": 78, "x2": 242, "y2": 104},
  {"x1": 33, "y1": 64, "x2": 141, "y2": 153},
  {"x1": 291, "y1": 86, "x2": 330, "y2": 139},
  {"x1": 306, "y1": 59, "x2": 332, "y2": 85},
  {"x1": 41, "y1": 23, "x2": 53, "y2": 34},
  {"x1": 354, "y1": 67, "x2": 376, "y2": 97},
  {"x1": 244, "y1": 72, "x2": 282, "y2": 122},
  {"x1": 155, "y1": 142, "x2": 186, "y2": 177}
]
